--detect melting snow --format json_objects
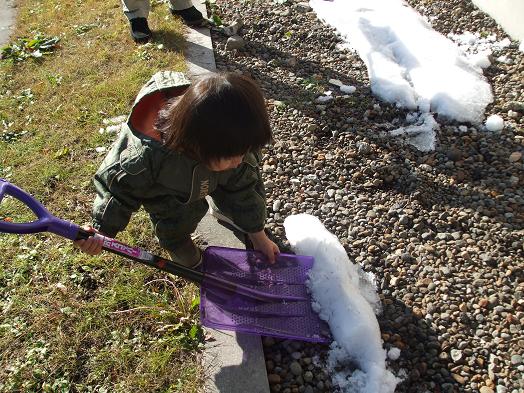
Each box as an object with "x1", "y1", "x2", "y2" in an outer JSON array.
[
  {"x1": 310, "y1": 0, "x2": 493, "y2": 124},
  {"x1": 485, "y1": 114, "x2": 504, "y2": 132},
  {"x1": 309, "y1": 0, "x2": 498, "y2": 151},
  {"x1": 284, "y1": 214, "x2": 400, "y2": 393}
]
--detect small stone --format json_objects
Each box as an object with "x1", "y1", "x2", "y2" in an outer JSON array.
[
  {"x1": 268, "y1": 374, "x2": 281, "y2": 384},
  {"x1": 329, "y1": 78, "x2": 343, "y2": 87},
  {"x1": 225, "y1": 35, "x2": 245, "y2": 51},
  {"x1": 450, "y1": 349, "x2": 463, "y2": 363},
  {"x1": 508, "y1": 109, "x2": 519, "y2": 118},
  {"x1": 480, "y1": 387, "x2": 494, "y2": 393},
  {"x1": 436, "y1": 232, "x2": 449, "y2": 241},
  {"x1": 222, "y1": 19, "x2": 244, "y2": 36},
  {"x1": 510, "y1": 354, "x2": 522, "y2": 365},
  {"x1": 303, "y1": 371, "x2": 313, "y2": 382},
  {"x1": 291, "y1": 351, "x2": 302, "y2": 360},
  {"x1": 290, "y1": 361, "x2": 302, "y2": 376},
  {"x1": 293, "y1": 2, "x2": 312, "y2": 13},
  {"x1": 399, "y1": 215, "x2": 411, "y2": 225},
  {"x1": 390, "y1": 276, "x2": 400, "y2": 286},
  {"x1": 447, "y1": 148, "x2": 462, "y2": 161},
  {"x1": 357, "y1": 141, "x2": 372, "y2": 154},
  {"x1": 509, "y1": 151, "x2": 522, "y2": 162},
  {"x1": 478, "y1": 299, "x2": 489, "y2": 308}
]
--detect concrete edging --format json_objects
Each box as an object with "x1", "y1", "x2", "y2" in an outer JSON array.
[
  {"x1": 0, "y1": 0, "x2": 17, "y2": 47},
  {"x1": 186, "y1": 3, "x2": 270, "y2": 392}
]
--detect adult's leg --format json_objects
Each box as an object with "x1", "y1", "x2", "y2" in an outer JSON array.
[
  {"x1": 121, "y1": 0, "x2": 152, "y2": 42},
  {"x1": 167, "y1": 0, "x2": 193, "y2": 12},
  {"x1": 121, "y1": 0, "x2": 150, "y2": 20}
]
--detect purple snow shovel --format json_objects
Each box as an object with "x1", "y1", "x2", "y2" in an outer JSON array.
[{"x1": 0, "y1": 179, "x2": 331, "y2": 343}]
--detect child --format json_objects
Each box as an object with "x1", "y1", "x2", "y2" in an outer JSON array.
[{"x1": 75, "y1": 71, "x2": 280, "y2": 267}]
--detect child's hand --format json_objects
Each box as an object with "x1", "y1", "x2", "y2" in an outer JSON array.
[
  {"x1": 74, "y1": 226, "x2": 104, "y2": 255},
  {"x1": 248, "y1": 230, "x2": 280, "y2": 264}
]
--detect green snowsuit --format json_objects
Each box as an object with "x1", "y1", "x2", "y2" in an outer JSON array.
[{"x1": 92, "y1": 71, "x2": 267, "y2": 252}]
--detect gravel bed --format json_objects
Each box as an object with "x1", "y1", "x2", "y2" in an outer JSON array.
[{"x1": 209, "y1": 0, "x2": 523, "y2": 392}]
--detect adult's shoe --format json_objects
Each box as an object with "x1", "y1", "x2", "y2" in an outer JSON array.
[
  {"x1": 171, "y1": 6, "x2": 204, "y2": 26},
  {"x1": 129, "y1": 17, "x2": 152, "y2": 43}
]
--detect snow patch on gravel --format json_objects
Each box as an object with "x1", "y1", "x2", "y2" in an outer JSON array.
[
  {"x1": 388, "y1": 112, "x2": 439, "y2": 151},
  {"x1": 284, "y1": 214, "x2": 400, "y2": 393},
  {"x1": 309, "y1": 0, "x2": 493, "y2": 125}
]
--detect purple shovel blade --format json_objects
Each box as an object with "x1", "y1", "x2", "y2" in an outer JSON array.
[{"x1": 200, "y1": 247, "x2": 331, "y2": 343}]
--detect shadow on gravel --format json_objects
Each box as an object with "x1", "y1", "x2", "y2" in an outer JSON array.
[
  {"x1": 218, "y1": 40, "x2": 371, "y2": 116},
  {"x1": 215, "y1": 38, "x2": 523, "y2": 232},
  {"x1": 211, "y1": 11, "x2": 523, "y2": 391},
  {"x1": 379, "y1": 298, "x2": 461, "y2": 393}
]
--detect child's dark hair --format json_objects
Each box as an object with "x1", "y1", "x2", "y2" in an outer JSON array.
[{"x1": 158, "y1": 72, "x2": 272, "y2": 163}]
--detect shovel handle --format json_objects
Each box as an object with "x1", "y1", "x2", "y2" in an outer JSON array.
[
  {"x1": 0, "y1": 180, "x2": 297, "y2": 302},
  {"x1": 0, "y1": 178, "x2": 79, "y2": 239},
  {"x1": 76, "y1": 227, "x2": 204, "y2": 284},
  {"x1": 0, "y1": 179, "x2": 204, "y2": 284}
]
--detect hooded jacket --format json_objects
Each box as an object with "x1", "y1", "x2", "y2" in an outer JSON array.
[{"x1": 92, "y1": 71, "x2": 266, "y2": 238}]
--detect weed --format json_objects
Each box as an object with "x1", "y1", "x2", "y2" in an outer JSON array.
[
  {"x1": 1, "y1": 33, "x2": 60, "y2": 62},
  {"x1": 299, "y1": 76, "x2": 323, "y2": 92},
  {"x1": 45, "y1": 73, "x2": 63, "y2": 87},
  {"x1": 73, "y1": 23, "x2": 98, "y2": 36},
  {"x1": 206, "y1": 0, "x2": 223, "y2": 26}
]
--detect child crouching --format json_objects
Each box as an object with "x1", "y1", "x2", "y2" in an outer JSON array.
[{"x1": 75, "y1": 71, "x2": 279, "y2": 267}]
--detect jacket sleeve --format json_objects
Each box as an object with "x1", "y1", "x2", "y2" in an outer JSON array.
[
  {"x1": 211, "y1": 151, "x2": 267, "y2": 233},
  {"x1": 92, "y1": 142, "x2": 153, "y2": 238}
]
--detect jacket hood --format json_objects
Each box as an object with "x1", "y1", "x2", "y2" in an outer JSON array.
[{"x1": 127, "y1": 71, "x2": 191, "y2": 141}]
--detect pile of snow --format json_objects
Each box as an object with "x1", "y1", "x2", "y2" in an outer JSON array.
[
  {"x1": 284, "y1": 214, "x2": 400, "y2": 393},
  {"x1": 310, "y1": 0, "x2": 493, "y2": 125},
  {"x1": 485, "y1": 114, "x2": 504, "y2": 132}
]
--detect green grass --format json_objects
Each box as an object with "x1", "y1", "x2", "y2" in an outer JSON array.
[{"x1": 0, "y1": 0, "x2": 203, "y2": 391}]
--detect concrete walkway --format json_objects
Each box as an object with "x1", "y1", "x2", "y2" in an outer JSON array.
[
  {"x1": 0, "y1": 0, "x2": 16, "y2": 47},
  {"x1": 185, "y1": 2, "x2": 270, "y2": 391},
  {"x1": 197, "y1": 213, "x2": 270, "y2": 393}
]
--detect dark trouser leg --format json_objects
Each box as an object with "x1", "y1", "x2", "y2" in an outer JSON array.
[{"x1": 149, "y1": 199, "x2": 208, "y2": 265}]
